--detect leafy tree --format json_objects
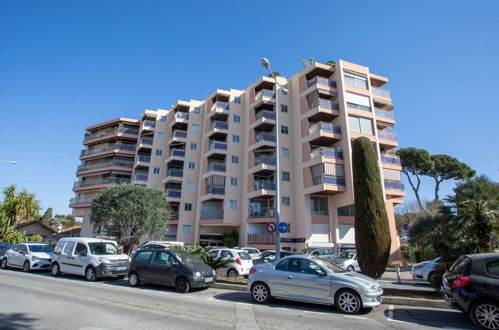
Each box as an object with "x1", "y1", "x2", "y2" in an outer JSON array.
[
  {"x1": 28, "y1": 234, "x2": 43, "y2": 242},
  {"x1": 51, "y1": 214, "x2": 81, "y2": 231},
  {"x1": 40, "y1": 207, "x2": 53, "y2": 226},
  {"x1": 427, "y1": 154, "x2": 475, "y2": 200},
  {"x1": 91, "y1": 184, "x2": 170, "y2": 254},
  {"x1": 222, "y1": 230, "x2": 239, "y2": 248},
  {"x1": 172, "y1": 244, "x2": 233, "y2": 270},
  {"x1": 352, "y1": 137, "x2": 391, "y2": 279},
  {"x1": 326, "y1": 60, "x2": 336, "y2": 65},
  {"x1": 397, "y1": 148, "x2": 434, "y2": 209}
]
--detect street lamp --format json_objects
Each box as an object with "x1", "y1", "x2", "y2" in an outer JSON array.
[
  {"x1": 260, "y1": 58, "x2": 287, "y2": 260},
  {"x1": 0, "y1": 160, "x2": 17, "y2": 164}
]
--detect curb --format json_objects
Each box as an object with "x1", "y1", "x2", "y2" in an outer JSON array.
[{"x1": 212, "y1": 283, "x2": 246, "y2": 292}]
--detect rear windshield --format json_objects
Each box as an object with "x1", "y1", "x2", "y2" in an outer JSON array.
[
  {"x1": 28, "y1": 245, "x2": 53, "y2": 253},
  {"x1": 88, "y1": 242, "x2": 119, "y2": 255},
  {"x1": 238, "y1": 252, "x2": 252, "y2": 260},
  {"x1": 244, "y1": 249, "x2": 258, "y2": 254},
  {"x1": 173, "y1": 251, "x2": 202, "y2": 264},
  {"x1": 338, "y1": 251, "x2": 356, "y2": 259}
]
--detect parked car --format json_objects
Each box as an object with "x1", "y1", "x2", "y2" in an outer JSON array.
[
  {"x1": 239, "y1": 247, "x2": 261, "y2": 259},
  {"x1": 128, "y1": 248, "x2": 216, "y2": 293},
  {"x1": 252, "y1": 250, "x2": 302, "y2": 265},
  {"x1": 329, "y1": 250, "x2": 359, "y2": 272},
  {"x1": 131, "y1": 241, "x2": 184, "y2": 256},
  {"x1": 412, "y1": 257, "x2": 441, "y2": 282},
  {"x1": 1, "y1": 243, "x2": 53, "y2": 272},
  {"x1": 51, "y1": 237, "x2": 130, "y2": 281},
  {"x1": 300, "y1": 248, "x2": 336, "y2": 258},
  {"x1": 248, "y1": 254, "x2": 383, "y2": 314},
  {"x1": 208, "y1": 248, "x2": 253, "y2": 277},
  {"x1": 442, "y1": 253, "x2": 499, "y2": 329},
  {"x1": 0, "y1": 242, "x2": 13, "y2": 258}
]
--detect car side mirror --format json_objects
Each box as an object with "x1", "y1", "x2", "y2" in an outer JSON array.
[{"x1": 316, "y1": 269, "x2": 326, "y2": 276}]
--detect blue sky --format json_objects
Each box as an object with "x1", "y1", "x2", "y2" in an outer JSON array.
[{"x1": 1, "y1": 0, "x2": 498, "y2": 215}]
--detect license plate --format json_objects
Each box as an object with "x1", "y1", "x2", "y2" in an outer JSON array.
[
  {"x1": 115, "y1": 267, "x2": 126, "y2": 271},
  {"x1": 204, "y1": 277, "x2": 213, "y2": 283}
]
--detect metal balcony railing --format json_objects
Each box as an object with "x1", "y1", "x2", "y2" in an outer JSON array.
[
  {"x1": 253, "y1": 181, "x2": 276, "y2": 191},
  {"x1": 247, "y1": 233, "x2": 275, "y2": 244},
  {"x1": 308, "y1": 98, "x2": 339, "y2": 110},
  {"x1": 307, "y1": 77, "x2": 337, "y2": 88},
  {"x1": 137, "y1": 155, "x2": 151, "y2": 163},
  {"x1": 310, "y1": 147, "x2": 343, "y2": 160},
  {"x1": 84, "y1": 127, "x2": 139, "y2": 141},
  {"x1": 212, "y1": 102, "x2": 229, "y2": 111},
  {"x1": 372, "y1": 87, "x2": 391, "y2": 98},
  {"x1": 249, "y1": 207, "x2": 275, "y2": 218},
  {"x1": 255, "y1": 132, "x2": 276, "y2": 142},
  {"x1": 206, "y1": 185, "x2": 225, "y2": 195},
  {"x1": 384, "y1": 181, "x2": 404, "y2": 191},
  {"x1": 74, "y1": 178, "x2": 131, "y2": 188},
  {"x1": 172, "y1": 130, "x2": 187, "y2": 138},
  {"x1": 77, "y1": 161, "x2": 134, "y2": 172},
  {"x1": 208, "y1": 141, "x2": 228, "y2": 150},
  {"x1": 207, "y1": 163, "x2": 226, "y2": 172},
  {"x1": 174, "y1": 112, "x2": 189, "y2": 120},
  {"x1": 309, "y1": 122, "x2": 342, "y2": 135},
  {"x1": 134, "y1": 173, "x2": 148, "y2": 181},
  {"x1": 255, "y1": 89, "x2": 276, "y2": 101},
  {"x1": 167, "y1": 169, "x2": 183, "y2": 177},
  {"x1": 254, "y1": 156, "x2": 276, "y2": 166},
  {"x1": 80, "y1": 144, "x2": 136, "y2": 156},
  {"x1": 166, "y1": 189, "x2": 182, "y2": 198},
  {"x1": 200, "y1": 210, "x2": 224, "y2": 219},
  {"x1": 381, "y1": 155, "x2": 401, "y2": 165},
  {"x1": 69, "y1": 197, "x2": 95, "y2": 205},
  {"x1": 311, "y1": 175, "x2": 346, "y2": 186},
  {"x1": 140, "y1": 138, "x2": 153, "y2": 145},
  {"x1": 375, "y1": 108, "x2": 394, "y2": 119},
  {"x1": 210, "y1": 121, "x2": 229, "y2": 130},
  {"x1": 255, "y1": 110, "x2": 276, "y2": 121}
]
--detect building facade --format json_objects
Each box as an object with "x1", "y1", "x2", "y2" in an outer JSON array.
[{"x1": 71, "y1": 60, "x2": 405, "y2": 259}]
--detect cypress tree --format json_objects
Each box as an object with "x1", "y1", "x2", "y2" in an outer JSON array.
[
  {"x1": 352, "y1": 137, "x2": 391, "y2": 279},
  {"x1": 40, "y1": 207, "x2": 53, "y2": 225}
]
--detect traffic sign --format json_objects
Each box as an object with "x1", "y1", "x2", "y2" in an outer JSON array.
[
  {"x1": 277, "y1": 222, "x2": 289, "y2": 233},
  {"x1": 266, "y1": 222, "x2": 276, "y2": 233}
]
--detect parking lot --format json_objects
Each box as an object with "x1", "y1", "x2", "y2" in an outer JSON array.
[{"x1": 0, "y1": 268, "x2": 477, "y2": 329}]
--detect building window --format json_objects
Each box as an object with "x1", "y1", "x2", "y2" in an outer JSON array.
[
  {"x1": 344, "y1": 73, "x2": 368, "y2": 89},
  {"x1": 233, "y1": 115, "x2": 240, "y2": 123},
  {"x1": 229, "y1": 200, "x2": 238, "y2": 209},
  {"x1": 280, "y1": 104, "x2": 288, "y2": 113},
  {"x1": 280, "y1": 125, "x2": 288, "y2": 134},
  {"x1": 347, "y1": 102, "x2": 371, "y2": 112},
  {"x1": 230, "y1": 177, "x2": 238, "y2": 186},
  {"x1": 232, "y1": 135, "x2": 240, "y2": 143},
  {"x1": 281, "y1": 171, "x2": 290, "y2": 182},
  {"x1": 185, "y1": 182, "x2": 194, "y2": 190},
  {"x1": 156, "y1": 149, "x2": 163, "y2": 156},
  {"x1": 231, "y1": 156, "x2": 239, "y2": 164},
  {"x1": 188, "y1": 162, "x2": 196, "y2": 170},
  {"x1": 337, "y1": 204, "x2": 355, "y2": 217},
  {"x1": 158, "y1": 132, "x2": 165, "y2": 139},
  {"x1": 280, "y1": 147, "x2": 290, "y2": 158},
  {"x1": 282, "y1": 196, "x2": 290, "y2": 206},
  {"x1": 310, "y1": 196, "x2": 328, "y2": 215},
  {"x1": 193, "y1": 107, "x2": 201, "y2": 114},
  {"x1": 234, "y1": 97, "x2": 241, "y2": 104},
  {"x1": 191, "y1": 124, "x2": 200, "y2": 132},
  {"x1": 160, "y1": 116, "x2": 167, "y2": 122},
  {"x1": 348, "y1": 115, "x2": 374, "y2": 135},
  {"x1": 184, "y1": 203, "x2": 192, "y2": 211},
  {"x1": 190, "y1": 143, "x2": 197, "y2": 150},
  {"x1": 153, "y1": 167, "x2": 160, "y2": 174}
]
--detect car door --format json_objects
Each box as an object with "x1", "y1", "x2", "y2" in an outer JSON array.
[
  {"x1": 284, "y1": 258, "x2": 330, "y2": 303},
  {"x1": 267, "y1": 259, "x2": 289, "y2": 296},
  {"x1": 132, "y1": 251, "x2": 154, "y2": 282},
  {"x1": 148, "y1": 251, "x2": 177, "y2": 286},
  {"x1": 7, "y1": 244, "x2": 20, "y2": 266},
  {"x1": 219, "y1": 250, "x2": 233, "y2": 273},
  {"x1": 59, "y1": 241, "x2": 76, "y2": 274},
  {"x1": 71, "y1": 242, "x2": 89, "y2": 276},
  {"x1": 15, "y1": 245, "x2": 28, "y2": 267}
]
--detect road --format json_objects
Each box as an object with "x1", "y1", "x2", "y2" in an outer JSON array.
[{"x1": 0, "y1": 269, "x2": 477, "y2": 330}]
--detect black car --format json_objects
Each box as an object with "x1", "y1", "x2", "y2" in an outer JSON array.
[
  {"x1": 442, "y1": 253, "x2": 499, "y2": 329},
  {"x1": 0, "y1": 243, "x2": 13, "y2": 258},
  {"x1": 127, "y1": 249, "x2": 216, "y2": 293},
  {"x1": 252, "y1": 250, "x2": 303, "y2": 265}
]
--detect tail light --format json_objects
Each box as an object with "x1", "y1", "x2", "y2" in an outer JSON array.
[
  {"x1": 452, "y1": 276, "x2": 470, "y2": 288},
  {"x1": 236, "y1": 257, "x2": 242, "y2": 265},
  {"x1": 249, "y1": 268, "x2": 257, "y2": 275}
]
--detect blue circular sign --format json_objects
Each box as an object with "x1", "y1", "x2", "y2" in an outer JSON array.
[{"x1": 277, "y1": 222, "x2": 289, "y2": 233}]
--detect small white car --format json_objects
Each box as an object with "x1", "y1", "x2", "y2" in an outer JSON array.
[
  {"x1": 412, "y1": 257, "x2": 441, "y2": 282},
  {"x1": 209, "y1": 248, "x2": 253, "y2": 278},
  {"x1": 51, "y1": 237, "x2": 130, "y2": 281},
  {"x1": 330, "y1": 250, "x2": 359, "y2": 272},
  {"x1": 240, "y1": 247, "x2": 261, "y2": 259},
  {"x1": 1, "y1": 243, "x2": 53, "y2": 272}
]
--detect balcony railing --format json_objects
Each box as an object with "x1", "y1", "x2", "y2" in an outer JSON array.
[
  {"x1": 137, "y1": 155, "x2": 151, "y2": 163},
  {"x1": 212, "y1": 102, "x2": 229, "y2": 111},
  {"x1": 174, "y1": 112, "x2": 189, "y2": 120},
  {"x1": 372, "y1": 87, "x2": 391, "y2": 98},
  {"x1": 74, "y1": 178, "x2": 131, "y2": 188},
  {"x1": 167, "y1": 169, "x2": 183, "y2": 177},
  {"x1": 77, "y1": 161, "x2": 134, "y2": 172},
  {"x1": 254, "y1": 156, "x2": 276, "y2": 166},
  {"x1": 384, "y1": 181, "x2": 404, "y2": 191},
  {"x1": 255, "y1": 132, "x2": 276, "y2": 142},
  {"x1": 308, "y1": 98, "x2": 339, "y2": 110},
  {"x1": 80, "y1": 144, "x2": 136, "y2": 156},
  {"x1": 247, "y1": 233, "x2": 275, "y2": 244},
  {"x1": 172, "y1": 130, "x2": 187, "y2": 138},
  {"x1": 140, "y1": 137, "x2": 153, "y2": 145},
  {"x1": 255, "y1": 89, "x2": 276, "y2": 101},
  {"x1": 255, "y1": 110, "x2": 276, "y2": 121},
  {"x1": 208, "y1": 141, "x2": 228, "y2": 150},
  {"x1": 310, "y1": 147, "x2": 343, "y2": 160},
  {"x1": 378, "y1": 131, "x2": 397, "y2": 141},
  {"x1": 69, "y1": 196, "x2": 95, "y2": 205},
  {"x1": 134, "y1": 173, "x2": 148, "y2": 181},
  {"x1": 207, "y1": 163, "x2": 226, "y2": 172},
  {"x1": 375, "y1": 108, "x2": 394, "y2": 119},
  {"x1": 307, "y1": 77, "x2": 337, "y2": 88},
  {"x1": 312, "y1": 175, "x2": 346, "y2": 186},
  {"x1": 166, "y1": 189, "x2": 182, "y2": 198},
  {"x1": 169, "y1": 149, "x2": 185, "y2": 157},
  {"x1": 309, "y1": 122, "x2": 342, "y2": 135},
  {"x1": 143, "y1": 121, "x2": 155, "y2": 128},
  {"x1": 249, "y1": 207, "x2": 275, "y2": 218},
  {"x1": 210, "y1": 121, "x2": 229, "y2": 130},
  {"x1": 381, "y1": 155, "x2": 401, "y2": 165},
  {"x1": 206, "y1": 185, "x2": 225, "y2": 195},
  {"x1": 200, "y1": 210, "x2": 224, "y2": 219},
  {"x1": 84, "y1": 127, "x2": 139, "y2": 141},
  {"x1": 170, "y1": 212, "x2": 179, "y2": 220},
  {"x1": 253, "y1": 181, "x2": 276, "y2": 191}
]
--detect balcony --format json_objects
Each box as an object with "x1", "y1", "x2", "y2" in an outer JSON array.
[
  {"x1": 255, "y1": 132, "x2": 276, "y2": 143},
  {"x1": 210, "y1": 121, "x2": 229, "y2": 130},
  {"x1": 77, "y1": 161, "x2": 134, "y2": 173},
  {"x1": 384, "y1": 181, "x2": 405, "y2": 193},
  {"x1": 166, "y1": 189, "x2": 182, "y2": 199},
  {"x1": 375, "y1": 108, "x2": 395, "y2": 124},
  {"x1": 312, "y1": 175, "x2": 346, "y2": 186},
  {"x1": 171, "y1": 112, "x2": 189, "y2": 125},
  {"x1": 169, "y1": 149, "x2": 185, "y2": 157},
  {"x1": 172, "y1": 130, "x2": 187, "y2": 139},
  {"x1": 137, "y1": 155, "x2": 151, "y2": 163},
  {"x1": 254, "y1": 90, "x2": 275, "y2": 105},
  {"x1": 247, "y1": 233, "x2": 275, "y2": 244},
  {"x1": 310, "y1": 147, "x2": 343, "y2": 160},
  {"x1": 207, "y1": 162, "x2": 226, "y2": 172},
  {"x1": 140, "y1": 137, "x2": 153, "y2": 145},
  {"x1": 73, "y1": 178, "x2": 131, "y2": 189},
  {"x1": 84, "y1": 127, "x2": 139, "y2": 143},
  {"x1": 208, "y1": 102, "x2": 230, "y2": 120},
  {"x1": 307, "y1": 122, "x2": 341, "y2": 145},
  {"x1": 166, "y1": 169, "x2": 183, "y2": 177},
  {"x1": 255, "y1": 110, "x2": 276, "y2": 121},
  {"x1": 306, "y1": 172, "x2": 346, "y2": 195},
  {"x1": 69, "y1": 196, "x2": 94, "y2": 208},
  {"x1": 142, "y1": 121, "x2": 156, "y2": 129},
  {"x1": 134, "y1": 173, "x2": 148, "y2": 182},
  {"x1": 170, "y1": 212, "x2": 179, "y2": 221},
  {"x1": 253, "y1": 181, "x2": 276, "y2": 191},
  {"x1": 381, "y1": 155, "x2": 401, "y2": 165},
  {"x1": 378, "y1": 131, "x2": 398, "y2": 149},
  {"x1": 254, "y1": 156, "x2": 276, "y2": 166},
  {"x1": 372, "y1": 87, "x2": 391, "y2": 99},
  {"x1": 307, "y1": 77, "x2": 337, "y2": 89},
  {"x1": 308, "y1": 98, "x2": 339, "y2": 111},
  {"x1": 208, "y1": 141, "x2": 228, "y2": 151},
  {"x1": 206, "y1": 185, "x2": 225, "y2": 195},
  {"x1": 249, "y1": 207, "x2": 275, "y2": 218},
  {"x1": 80, "y1": 144, "x2": 136, "y2": 158}
]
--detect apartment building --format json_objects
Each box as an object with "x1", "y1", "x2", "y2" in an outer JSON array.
[{"x1": 71, "y1": 59, "x2": 405, "y2": 259}]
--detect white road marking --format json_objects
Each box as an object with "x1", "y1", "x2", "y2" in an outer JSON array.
[
  {"x1": 344, "y1": 315, "x2": 367, "y2": 320},
  {"x1": 386, "y1": 305, "x2": 416, "y2": 325}
]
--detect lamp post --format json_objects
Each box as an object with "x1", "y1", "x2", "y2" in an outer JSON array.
[
  {"x1": 0, "y1": 160, "x2": 17, "y2": 164},
  {"x1": 260, "y1": 58, "x2": 288, "y2": 260}
]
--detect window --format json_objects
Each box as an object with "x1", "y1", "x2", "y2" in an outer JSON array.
[
  {"x1": 346, "y1": 92, "x2": 371, "y2": 112},
  {"x1": 310, "y1": 196, "x2": 328, "y2": 215},
  {"x1": 54, "y1": 241, "x2": 65, "y2": 254},
  {"x1": 74, "y1": 243, "x2": 87, "y2": 256},
  {"x1": 233, "y1": 115, "x2": 240, "y2": 123},
  {"x1": 348, "y1": 116, "x2": 374, "y2": 135},
  {"x1": 191, "y1": 124, "x2": 200, "y2": 132},
  {"x1": 156, "y1": 149, "x2": 163, "y2": 156},
  {"x1": 344, "y1": 73, "x2": 367, "y2": 89},
  {"x1": 280, "y1": 148, "x2": 290, "y2": 158},
  {"x1": 135, "y1": 251, "x2": 153, "y2": 262},
  {"x1": 338, "y1": 204, "x2": 355, "y2": 217},
  {"x1": 347, "y1": 102, "x2": 371, "y2": 112},
  {"x1": 221, "y1": 250, "x2": 233, "y2": 259},
  {"x1": 153, "y1": 167, "x2": 160, "y2": 174},
  {"x1": 182, "y1": 225, "x2": 191, "y2": 233},
  {"x1": 158, "y1": 132, "x2": 165, "y2": 139},
  {"x1": 185, "y1": 182, "x2": 194, "y2": 190},
  {"x1": 62, "y1": 241, "x2": 75, "y2": 256},
  {"x1": 152, "y1": 251, "x2": 173, "y2": 265},
  {"x1": 276, "y1": 259, "x2": 288, "y2": 271},
  {"x1": 280, "y1": 104, "x2": 288, "y2": 113},
  {"x1": 193, "y1": 107, "x2": 201, "y2": 114},
  {"x1": 229, "y1": 200, "x2": 238, "y2": 209},
  {"x1": 188, "y1": 162, "x2": 196, "y2": 170},
  {"x1": 234, "y1": 96, "x2": 241, "y2": 104},
  {"x1": 230, "y1": 177, "x2": 238, "y2": 186},
  {"x1": 486, "y1": 260, "x2": 499, "y2": 277},
  {"x1": 281, "y1": 125, "x2": 288, "y2": 134},
  {"x1": 160, "y1": 116, "x2": 167, "y2": 122},
  {"x1": 231, "y1": 156, "x2": 239, "y2": 164},
  {"x1": 281, "y1": 171, "x2": 290, "y2": 182},
  {"x1": 190, "y1": 143, "x2": 197, "y2": 150},
  {"x1": 232, "y1": 135, "x2": 240, "y2": 143},
  {"x1": 184, "y1": 203, "x2": 192, "y2": 211},
  {"x1": 282, "y1": 196, "x2": 290, "y2": 206}
]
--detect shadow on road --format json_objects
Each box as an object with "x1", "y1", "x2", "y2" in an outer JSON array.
[
  {"x1": 384, "y1": 307, "x2": 478, "y2": 329},
  {"x1": 0, "y1": 312, "x2": 37, "y2": 329}
]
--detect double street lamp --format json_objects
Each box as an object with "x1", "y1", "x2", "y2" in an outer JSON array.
[{"x1": 260, "y1": 58, "x2": 288, "y2": 260}]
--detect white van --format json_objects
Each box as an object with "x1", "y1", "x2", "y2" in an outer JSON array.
[{"x1": 51, "y1": 237, "x2": 130, "y2": 281}]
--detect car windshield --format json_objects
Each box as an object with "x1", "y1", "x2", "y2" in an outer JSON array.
[
  {"x1": 338, "y1": 251, "x2": 356, "y2": 259},
  {"x1": 173, "y1": 251, "x2": 202, "y2": 264},
  {"x1": 0, "y1": 243, "x2": 13, "y2": 249},
  {"x1": 238, "y1": 252, "x2": 252, "y2": 260},
  {"x1": 28, "y1": 245, "x2": 53, "y2": 253},
  {"x1": 88, "y1": 242, "x2": 119, "y2": 255},
  {"x1": 314, "y1": 257, "x2": 345, "y2": 273}
]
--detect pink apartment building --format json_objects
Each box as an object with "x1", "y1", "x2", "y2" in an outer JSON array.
[{"x1": 70, "y1": 60, "x2": 405, "y2": 259}]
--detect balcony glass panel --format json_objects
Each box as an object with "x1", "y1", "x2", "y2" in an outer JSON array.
[
  {"x1": 249, "y1": 207, "x2": 275, "y2": 218},
  {"x1": 375, "y1": 108, "x2": 394, "y2": 119},
  {"x1": 384, "y1": 181, "x2": 404, "y2": 191},
  {"x1": 254, "y1": 156, "x2": 276, "y2": 166},
  {"x1": 213, "y1": 102, "x2": 229, "y2": 110},
  {"x1": 206, "y1": 185, "x2": 225, "y2": 195},
  {"x1": 210, "y1": 121, "x2": 229, "y2": 130},
  {"x1": 311, "y1": 175, "x2": 345, "y2": 186},
  {"x1": 310, "y1": 148, "x2": 343, "y2": 160},
  {"x1": 307, "y1": 77, "x2": 337, "y2": 88},
  {"x1": 381, "y1": 155, "x2": 401, "y2": 165},
  {"x1": 208, "y1": 141, "x2": 228, "y2": 150},
  {"x1": 175, "y1": 112, "x2": 189, "y2": 119},
  {"x1": 208, "y1": 163, "x2": 226, "y2": 172},
  {"x1": 134, "y1": 173, "x2": 148, "y2": 181},
  {"x1": 372, "y1": 87, "x2": 391, "y2": 98},
  {"x1": 77, "y1": 161, "x2": 134, "y2": 172},
  {"x1": 172, "y1": 130, "x2": 187, "y2": 138},
  {"x1": 255, "y1": 110, "x2": 276, "y2": 121},
  {"x1": 143, "y1": 121, "x2": 155, "y2": 127},
  {"x1": 166, "y1": 189, "x2": 182, "y2": 198},
  {"x1": 378, "y1": 131, "x2": 397, "y2": 141},
  {"x1": 167, "y1": 169, "x2": 183, "y2": 177},
  {"x1": 81, "y1": 144, "x2": 137, "y2": 156},
  {"x1": 253, "y1": 181, "x2": 276, "y2": 191},
  {"x1": 255, "y1": 132, "x2": 276, "y2": 142},
  {"x1": 74, "y1": 178, "x2": 131, "y2": 188},
  {"x1": 137, "y1": 155, "x2": 151, "y2": 163},
  {"x1": 169, "y1": 149, "x2": 185, "y2": 157},
  {"x1": 309, "y1": 123, "x2": 341, "y2": 135},
  {"x1": 140, "y1": 138, "x2": 153, "y2": 145},
  {"x1": 69, "y1": 196, "x2": 95, "y2": 205}
]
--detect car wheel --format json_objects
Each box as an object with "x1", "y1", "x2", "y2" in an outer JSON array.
[
  {"x1": 470, "y1": 300, "x2": 499, "y2": 330},
  {"x1": 22, "y1": 261, "x2": 30, "y2": 272},
  {"x1": 128, "y1": 272, "x2": 140, "y2": 287},
  {"x1": 227, "y1": 269, "x2": 238, "y2": 278},
  {"x1": 1, "y1": 258, "x2": 8, "y2": 269},
  {"x1": 175, "y1": 277, "x2": 190, "y2": 293},
  {"x1": 428, "y1": 271, "x2": 437, "y2": 283},
  {"x1": 251, "y1": 282, "x2": 271, "y2": 304},
  {"x1": 51, "y1": 263, "x2": 61, "y2": 277},
  {"x1": 335, "y1": 289, "x2": 362, "y2": 314},
  {"x1": 85, "y1": 266, "x2": 96, "y2": 281},
  {"x1": 347, "y1": 265, "x2": 355, "y2": 272}
]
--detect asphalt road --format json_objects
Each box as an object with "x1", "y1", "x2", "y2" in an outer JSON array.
[{"x1": 0, "y1": 269, "x2": 477, "y2": 330}]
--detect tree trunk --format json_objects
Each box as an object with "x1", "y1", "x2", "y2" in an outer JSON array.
[
  {"x1": 433, "y1": 177, "x2": 444, "y2": 201},
  {"x1": 403, "y1": 171, "x2": 423, "y2": 209},
  {"x1": 474, "y1": 210, "x2": 492, "y2": 252}
]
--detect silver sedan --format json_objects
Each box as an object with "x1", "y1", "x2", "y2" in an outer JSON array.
[{"x1": 247, "y1": 255, "x2": 382, "y2": 314}]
